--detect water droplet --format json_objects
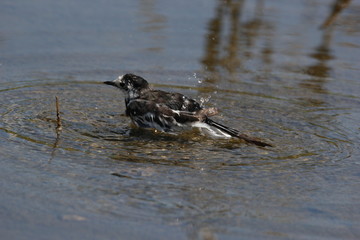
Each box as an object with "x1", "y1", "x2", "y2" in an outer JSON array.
[{"x1": 199, "y1": 95, "x2": 211, "y2": 107}]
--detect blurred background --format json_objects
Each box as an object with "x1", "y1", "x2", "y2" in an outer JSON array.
[{"x1": 0, "y1": 0, "x2": 359, "y2": 239}]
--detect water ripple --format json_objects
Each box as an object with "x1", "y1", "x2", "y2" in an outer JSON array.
[{"x1": 0, "y1": 79, "x2": 354, "y2": 171}]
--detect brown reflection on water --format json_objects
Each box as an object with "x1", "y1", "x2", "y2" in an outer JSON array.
[
  {"x1": 301, "y1": 0, "x2": 352, "y2": 98},
  {"x1": 301, "y1": 30, "x2": 334, "y2": 98},
  {"x1": 300, "y1": 0, "x2": 351, "y2": 104},
  {"x1": 201, "y1": 0, "x2": 352, "y2": 87},
  {"x1": 201, "y1": 0, "x2": 270, "y2": 83},
  {"x1": 201, "y1": 0, "x2": 276, "y2": 86},
  {"x1": 320, "y1": 0, "x2": 352, "y2": 29},
  {"x1": 197, "y1": 0, "x2": 355, "y2": 157},
  {"x1": 138, "y1": 0, "x2": 167, "y2": 52}
]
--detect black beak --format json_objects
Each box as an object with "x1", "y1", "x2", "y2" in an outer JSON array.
[{"x1": 103, "y1": 81, "x2": 116, "y2": 86}]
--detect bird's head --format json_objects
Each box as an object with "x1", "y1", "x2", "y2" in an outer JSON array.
[{"x1": 104, "y1": 73, "x2": 149, "y2": 96}]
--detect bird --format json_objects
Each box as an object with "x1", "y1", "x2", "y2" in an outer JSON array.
[{"x1": 104, "y1": 73, "x2": 272, "y2": 147}]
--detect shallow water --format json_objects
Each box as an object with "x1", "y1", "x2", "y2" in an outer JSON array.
[{"x1": 1, "y1": 0, "x2": 360, "y2": 239}]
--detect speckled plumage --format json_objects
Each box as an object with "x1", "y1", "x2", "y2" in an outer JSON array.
[{"x1": 104, "y1": 73, "x2": 272, "y2": 147}]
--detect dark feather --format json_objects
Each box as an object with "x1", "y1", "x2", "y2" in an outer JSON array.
[{"x1": 140, "y1": 90, "x2": 201, "y2": 112}]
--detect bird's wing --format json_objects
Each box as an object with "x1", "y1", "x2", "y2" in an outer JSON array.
[
  {"x1": 140, "y1": 90, "x2": 202, "y2": 112},
  {"x1": 126, "y1": 99, "x2": 204, "y2": 131}
]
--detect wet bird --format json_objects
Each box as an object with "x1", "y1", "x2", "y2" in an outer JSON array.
[{"x1": 104, "y1": 73, "x2": 272, "y2": 147}]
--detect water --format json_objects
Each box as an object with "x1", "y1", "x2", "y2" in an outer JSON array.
[{"x1": 1, "y1": 0, "x2": 360, "y2": 239}]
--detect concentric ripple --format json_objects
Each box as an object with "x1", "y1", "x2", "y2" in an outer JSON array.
[
  {"x1": 0, "y1": 79, "x2": 354, "y2": 171},
  {"x1": 0, "y1": 77, "x2": 357, "y2": 230}
]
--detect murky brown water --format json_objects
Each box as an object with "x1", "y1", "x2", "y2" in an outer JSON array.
[{"x1": 1, "y1": 0, "x2": 360, "y2": 239}]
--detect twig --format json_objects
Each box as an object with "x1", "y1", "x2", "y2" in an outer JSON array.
[
  {"x1": 49, "y1": 96, "x2": 63, "y2": 163},
  {"x1": 55, "y1": 96, "x2": 62, "y2": 131}
]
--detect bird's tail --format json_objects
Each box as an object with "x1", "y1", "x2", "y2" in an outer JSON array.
[{"x1": 204, "y1": 118, "x2": 273, "y2": 147}]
